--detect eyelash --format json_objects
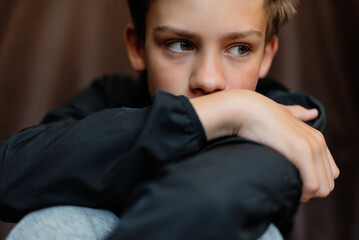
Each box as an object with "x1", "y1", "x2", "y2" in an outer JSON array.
[
  {"x1": 164, "y1": 40, "x2": 252, "y2": 58},
  {"x1": 225, "y1": 44, "x2": 252, "y2": 58},
  {"x1": 165, "y1": 40, "x2": 194, "y2": 54}
]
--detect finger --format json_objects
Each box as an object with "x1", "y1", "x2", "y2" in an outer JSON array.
[
  {"x1": 315, "y1": 131, "x2": 335, "y2": 192},
  {"x1": 298, "y1": 127, "x2": 332, "y2": 201},
  {"x1": 312, "y1": 159, "x2": 332, "y2": 198},
  {"x1": 327, "y1": 147, "x2": 340, "y2": 179},
  {"x1": 288, "y1": 122, "x2": 321, "y2": 202},
  {"x1": 312, "y1": 137, "x2": 332, "y2": 198},
  {"x1": 297, "y1": 146, "x2": 320, "y2": 202},
  {"x1": 321, "y1": 142, "x2": 335, "y2": 192},
  {"x1": 284, "y1": 105, "x2": 318, "y2": 122}
]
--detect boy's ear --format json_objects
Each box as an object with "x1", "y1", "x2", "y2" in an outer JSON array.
[
  {"x1": 124, "y1": 24, "x2": 146, "y2": 71},
  {"x1": 259, "y1": 36, "x2": 279, "y2": 78}
]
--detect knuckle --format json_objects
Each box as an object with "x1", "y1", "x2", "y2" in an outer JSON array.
[
  {"x1": 330, "y1": 181, "x2": 335, "y2": 191},
  {"x1": 313, "y1": 130, "x2": 326, "y2": 145},
  {"x1": 334, "y1": 168, "x2": 340, "y2": 179},
  {"x1": 304, "y1": 181, "x2": 320, "y2": 194},
  {"x1": 316, "y1": 186, "x2": 331, "y2": 198},
  {"x1": 311, "y1": 140, "x2": 322, "y2": 154},
  {"x1": 313, "y1": 183, "x2": 332, "y2": 198},
  {"x1": 313, "y1": 128, "x2": 323, "y2": 136},
  {"x1": 296, "y1": 140, "x2": 312, "y2": 156}
]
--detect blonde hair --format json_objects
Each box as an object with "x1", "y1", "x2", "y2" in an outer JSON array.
[
  {"x1": 264, "y1": 0, "x2": 299, "y2": 43},
  {"x1": 127, "y1": 0, "x2": 300, "y2": 46}
]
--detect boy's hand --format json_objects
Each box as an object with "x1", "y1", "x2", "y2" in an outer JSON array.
[
  {"x1": 190, "y1": 90, "x2": 340, "y2": 202},
  {"x1": 282, "y1": 105, "x2": 319, "y2": 122}
]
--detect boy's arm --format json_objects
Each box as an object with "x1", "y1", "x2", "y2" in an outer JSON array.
[
  {"x1": 190, "y1": 86, "x2": 340, "y2": 202},
  {"x1": 0, "y1": 74, "x2": 338, "y2": 222},
  {"x1": 256, "y1": 78, "x2": 325, "y2": 131},
  {"x1": 0, "y1": 79, "x2": 207, "y2": 222}
]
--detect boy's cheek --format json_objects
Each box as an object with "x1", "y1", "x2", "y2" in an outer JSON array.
[
  {"x1": 225, "y1": 64, "x2": 261, "y2": 91},
  {"x1": 146, "y1": 56, "x2": 191, "y2": 95},
  {"x1": 147, "y1": 66, "x2": 187, "y2": 96}
]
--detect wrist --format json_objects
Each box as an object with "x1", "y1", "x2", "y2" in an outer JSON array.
[{"x1": 190, "y1": 90, "x2": 242, "y2": 141}]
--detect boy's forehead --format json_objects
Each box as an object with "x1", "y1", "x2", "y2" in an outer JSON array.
[{"x1": 147, "y1": 0, "x2": 267, "y2": 38}]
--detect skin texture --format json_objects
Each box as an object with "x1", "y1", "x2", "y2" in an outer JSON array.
[{"x1": 124, "y1": 0, "x2": 339, "y2": 202}]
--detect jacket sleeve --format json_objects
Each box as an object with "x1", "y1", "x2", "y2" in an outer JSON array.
[{"x1": 0, "y1": 86, "x2": 207, "y2": 222}]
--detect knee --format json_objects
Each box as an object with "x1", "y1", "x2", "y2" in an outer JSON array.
[
  {"x1": 155, "y1": 172, "x2": 237, "y2": 225},
  {"x1": 161, "y1": 142, "x2": 301, "y2": 221},
  {"x1": 7, "y1": 206, "x2": 120, "y2": 240}
]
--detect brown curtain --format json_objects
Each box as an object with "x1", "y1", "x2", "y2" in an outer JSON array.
[
  {"x1": 0, "y1": 0, "x2": 358, "y2": 239},
  {"x1": 0, "y1": 0, "x2": 134, "y2": 238},
  {"x1": 0, "y1": 0, "x2": 135, "y2": 141},
  {"x1": 268, "y1": 1, "x2": 359, "y2": 239}
]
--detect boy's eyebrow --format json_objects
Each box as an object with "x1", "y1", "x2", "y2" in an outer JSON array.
[
  {"x1": 153, "y1": 25, "x2": 197, "y2": 38},
  {"x1": 224, "y1": 31, "x2": 262, "y2": 40},
  {"x1": 153, "y1": 25, "x2": 262, "y2": 40}
]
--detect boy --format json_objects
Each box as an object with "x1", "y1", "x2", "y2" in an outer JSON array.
[{"x1": 1, "y1": 0, "x2": 339, "y2": 239}]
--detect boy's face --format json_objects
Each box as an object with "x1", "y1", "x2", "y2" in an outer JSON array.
[{"x1": 126, "y1": 0, "x2": 278, "y2": 98}]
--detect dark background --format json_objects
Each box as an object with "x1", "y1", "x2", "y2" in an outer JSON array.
[{"x1": 0, "y1": 0, "x2": 358, "y2": 239}]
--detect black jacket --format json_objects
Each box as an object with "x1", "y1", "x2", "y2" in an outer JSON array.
[{"x1": 0, "y1": 75, "x2": 325, "y2": 223}]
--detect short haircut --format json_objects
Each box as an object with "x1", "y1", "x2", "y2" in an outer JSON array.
[
  {"x1": 264, "y1": 0, "x2": 299, "y2": 43},
  {"x1": 127, "y1": 0, "x2": 299, "y2": 46}
]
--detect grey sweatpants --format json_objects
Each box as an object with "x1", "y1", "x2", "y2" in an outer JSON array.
[{"x1": 7, "y1": 206, "x2": 282, "y2": 240}]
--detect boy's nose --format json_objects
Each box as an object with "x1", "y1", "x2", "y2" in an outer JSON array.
[{"x1": 189, "y1": 54, "x2": 226, "y2": 96}]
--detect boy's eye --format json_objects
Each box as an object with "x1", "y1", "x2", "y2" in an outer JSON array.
[
  {"x1": 167, "y1": 41, "x2": 194, "y2": 53},
  {"x1": 227, "y1": 45, "x2": 251, "y2": 57}
]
